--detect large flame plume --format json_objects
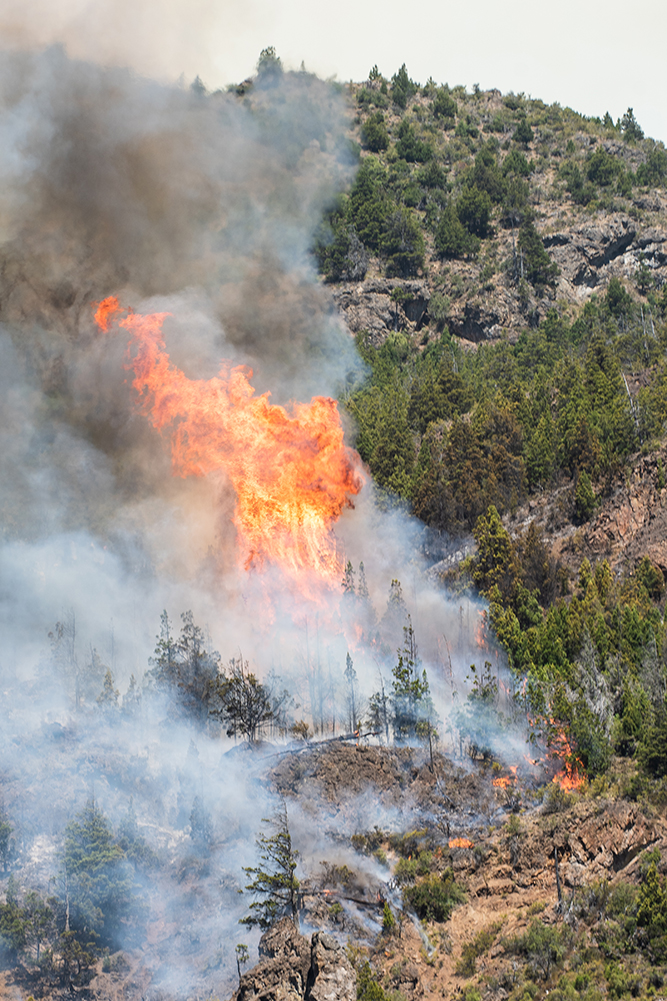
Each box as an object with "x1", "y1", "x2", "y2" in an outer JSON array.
[{"x1": 94, "y1": 297, "x2": 364, "y2": 601}]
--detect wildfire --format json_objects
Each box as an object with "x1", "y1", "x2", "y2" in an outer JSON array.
[
  {"x1": 544, "y1": 719, "x2": 585, "y2": 791},
  {"x1": 492, "y1": 764, "x2": 518, "y2": 789},
  {"x1": 94, "y1": 298, "x2": 364, "y2": 598},
  {"x1": 448, "y1": 837, "x2": 474, "y2": 849}
]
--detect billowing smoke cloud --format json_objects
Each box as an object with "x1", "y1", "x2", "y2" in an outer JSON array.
[
  {"x1": 0, "y1": 45, "x2": 524, "y2": 1000},
  {"x1": 0, "y1": 46, "x2": 364, "y2": 661}
]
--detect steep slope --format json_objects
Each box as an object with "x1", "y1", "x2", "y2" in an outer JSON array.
[{"x1": 321, "y1": 76, "x2": 667, "y2": 348}]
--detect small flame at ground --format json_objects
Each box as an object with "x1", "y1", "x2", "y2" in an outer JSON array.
[
  {"x1": 548, "y1": 721, "x2": 586, "y2": 791},
  {"x1": 492, "y1": 764, "x2": 518, "y2": 788},
  {"x1": 94, "y1": 298, "x2": 364, "y2": 601},
  {"x1": 448, "y1": 837, "x2": 474, "y2": 849}
]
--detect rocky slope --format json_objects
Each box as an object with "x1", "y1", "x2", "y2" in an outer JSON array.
[
  {"x1": 231, "y1": 745, "x2": 667, "y2": 1001},
  {"x1": 327, "y1": 84, "x2": 667, "y2": 350}
]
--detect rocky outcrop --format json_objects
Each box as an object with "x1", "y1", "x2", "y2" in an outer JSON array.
[
  {"x1": 545, "y1": 216, "x2": 637, "y2": 286},
  {"x1": 234, "y1": 919, "x2": 355, "y2": 1001},
  {"x1": 326, "y1": 204, "x2": 666, "y2": 350},
  {"x1": 584, "y1": 447, "x2": 667, "y2": 572},
  {"x1": 560, "y1": 802, "x2": 658, "y2": 888},
  {"x1": 307, "y1": 933, "x2": 356, "y2": 1001},
  {"x1": 447, "y1": 301, "x2": 504, "y2": 341},
  {"x1": 331, "y1": 279, "x2": 429, "y2": 344}
]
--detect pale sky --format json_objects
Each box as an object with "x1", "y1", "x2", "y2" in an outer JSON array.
[{"x1": 1, "y1": 0, "x2": 666, "y2": 144}]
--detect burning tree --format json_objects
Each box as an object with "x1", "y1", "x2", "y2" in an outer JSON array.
[{"x1": 241, "y1": 800, "x2": 300, "y2": 930}]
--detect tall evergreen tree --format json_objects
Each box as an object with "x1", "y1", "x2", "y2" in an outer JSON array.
[{"x1": 241, "y1": 801, "x2": 300, "y2": 930}]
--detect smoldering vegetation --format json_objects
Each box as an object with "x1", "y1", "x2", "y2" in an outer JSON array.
[{"x1": 0, "y1": 45, "x2": 539, "y2": 999}]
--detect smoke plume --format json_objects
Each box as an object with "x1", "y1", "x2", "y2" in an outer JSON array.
[{"x1": 0, "y1": 46, "x2": 521, "y2": 998}]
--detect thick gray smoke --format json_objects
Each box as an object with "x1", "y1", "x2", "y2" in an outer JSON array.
[
  {"x1": 0, "y1": 46, "x2": 521, "y2": 999},
  {"x1": 0, "y1": 46, "x2": 363, "y2": 662}
]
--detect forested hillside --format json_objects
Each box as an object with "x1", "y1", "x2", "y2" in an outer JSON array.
[{"x1": 310, "y1": 63, "x2": 667, "y2": 793}]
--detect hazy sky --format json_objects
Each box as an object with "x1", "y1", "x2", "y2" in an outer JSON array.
[{"x1": 1, "y1": 0, "x2": 665, "y2": 143}]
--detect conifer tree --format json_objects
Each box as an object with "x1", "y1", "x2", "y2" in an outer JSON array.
[
  {"x1": 61, "y1": 801, "x2": 134, "y2": 949},
  {"x1": 344, "y1": 653, "x2": 359, "y2": 732},
  {"x1": 96, "y1": 669, "x2": 119, "y2": 711},
  {"x1": 241, "y1": 800, "x2": 300, "y2": 930},
  {"x1": 391, "y1": 616, "x2": 432, "y2": 740}
]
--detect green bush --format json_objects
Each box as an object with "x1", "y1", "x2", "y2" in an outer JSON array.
[
  {"x1": 403, "y1": 867, "x2": 465, "y2": 922},
  {"x1": 361, "y1": 112, "x2": 389, "y2": 152},
  {"x1": 416, "y1": 160, "x2": 448, "y2": 190},
  {"x1": 435, "y1": 204, "x2": 480, "y2": 259},
  {"x1": 457, "y1": 185, "x2": 492, "y2": 238},
  {"x1": 507, "y1": 920, "x2": 567, "y2": 980},
  {"x1": 433, "y1": 88, "x2": 457, "y2": 122},
  {"x1": 395, "y1": 119, "x2": 432, "y2": 163},
  {"x1": 513, "y1": 118, "x2": 534, "y2": 145},
  {"x1": 503, "y1": 149, "x2": 532, "y2": 177},
  {"x1": 559, "y1": 161, "x2": 595, "y2": 205},
  {"x1": 357, "y1": 961, "x2": 388, "y2": 1001},
  {"x1": 636, "y1": 144, "x2": 667, "y2": 187},
  {"x1": 586, "y1": 148, "x2": 620, "y2": 187}
]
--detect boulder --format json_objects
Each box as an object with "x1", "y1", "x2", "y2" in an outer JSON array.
[
  {"x1": 306, "y1": 932, "x2": 355, "y2": 1001},
  {"x1": 235, "y1": 920, "x2": 355, "y2": 1001},
  {"x1": 236, "y1": 918, "x2": 311, "y2": 1001}
]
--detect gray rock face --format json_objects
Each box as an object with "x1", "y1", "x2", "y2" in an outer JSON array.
[
  {"x1": 331, "y1": 279, "x2": 429, "y2": 343},
  {"x1": 307, "y1": 932, "x2": 356, "y2": 1001},
  {"x1": 235, "y1": 919, "x2": 355, "y2": 1001},
  {"x1": 544, "y1": 216, "x2": 637, "y2": 286},
  {"x1": 236, "y1": 919, "x2": 311, "y2": 1001},
  {"x1": 447, "y1": 301, "x2": 503, "y2": 342}
]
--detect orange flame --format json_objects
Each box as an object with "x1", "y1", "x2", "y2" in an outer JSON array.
[
  {"x1": 448, "y1": 837, "x2": 474, "y2": 849},
  {"x1": 94, "y1": 297, "x2": 364, "y2": 598},
  {"x1": 492, "y1": 765, "x2": 518, "y2": 789},
  {"x1": 547, "y1": 720, "x2": 586, "y2": 791}
]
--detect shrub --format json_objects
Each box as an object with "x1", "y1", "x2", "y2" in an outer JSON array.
[
  {"x1": 361, "y1": 112, "x2": 389, "y2": 152},
  {"x1": 456, "y1": 923, "x2": 501, "y2": 977},
  {"x1": 636, "y1": 144, "x2": 667, "y2": 187},
  {"x1": 435, "y1": 204, "x2": 480, "y2": 259},
  {"x1": 357, "y1": 961, "x2": 388, "y2": 1001},
  {"x1": 503, "y1": 149, "x2": 532, "y2": 177},
  {"x1": 605, "y1": 277, "x2": 633, "y2": 317},
  {"x1": 586, "y1": 148, "x2": 620, "y2": 187},
  {"x1": 507, "y1": 920, "x2": 567, "y2": 980},
  {"x1": 433, "y1": 88, "x2": 458, "y2": 122},
  {"x1": 457, "y1": 185, "x2": 492, "y2": 238},
  {"x1": 513, "y1": 118, "x2": 534, "y2": 146},
  {"x1": 559, "y1": 161, "x2": 595, "y2": 205},
  {"x1": 403, "y1": 867, "x2": 465, "y2": 922},
  {"x1": 395, "y1": 120, "x2": 432, "y2": 163},
  {"x1": 416, "y1": 160, "x2": 448, "y2": 190}
]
